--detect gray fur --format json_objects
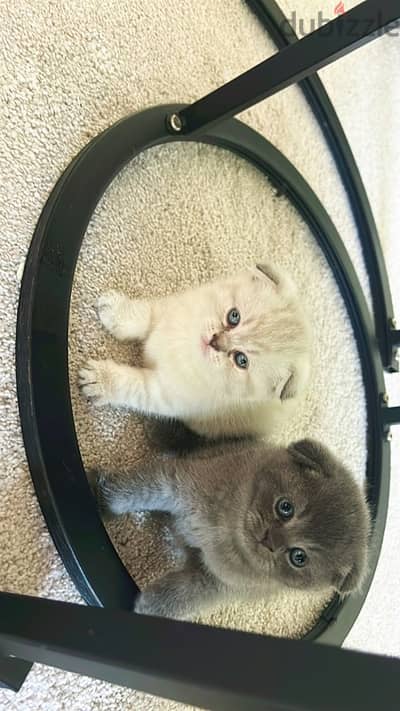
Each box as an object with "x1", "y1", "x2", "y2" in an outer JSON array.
[{"x1": 89, "y1": 438, "x2": 371, "y2": 620}]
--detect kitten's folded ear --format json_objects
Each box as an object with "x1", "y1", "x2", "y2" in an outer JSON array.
[
  {"x1": 288, "y1": 439, "x2": 330, "y2": 474},
  {"x1": 253, "y1": 263, "x2": 296, "y2": 297},
  {"x1": 255, "y1": 263, "x2": 280, "y2": 287},
  {"x1": 277, "y1": 371, "x2": 297, "y2": 401},
  {"x1": 334, "y1": 560, "x2": 367, "y2": 597},
  {"x1": 276, "y1": 356, "x2": 310, "y2": 402}
]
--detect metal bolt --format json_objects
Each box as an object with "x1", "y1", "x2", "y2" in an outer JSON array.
[
  {"x1": 386, "y1": 430, "x2": 393, "y2": 442},
  {"x1": 167, "y1": 113, "x2": 183, "y2": 134},
  {"x1": 382, "y1": 393, "x2": 389, "y2": 405},
  {"x1": 390, "y1": 317, "x2": 397, "y2": 329}
]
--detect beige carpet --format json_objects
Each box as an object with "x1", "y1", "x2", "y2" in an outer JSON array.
[{"x1": 1, "y1": 0, "x2": 399, "y2": 708}]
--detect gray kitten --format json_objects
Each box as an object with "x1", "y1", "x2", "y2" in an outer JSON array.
[{"x1": 90, "y1": 439, "x2": 370, "y2": 620}]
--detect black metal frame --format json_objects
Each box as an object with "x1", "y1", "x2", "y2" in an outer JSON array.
[
  {"x1": 246, "y1": 0, "x2": 399, "y2": 372},
  {"x1": 177, "y1": 0, "x2": 399, "y2": 139},
  {"x1": 3, "y1": 0, "x2": 400, "y2": 706},
  {"x1": 2, "y1": 592, "x2": 400, "y2": 711},
  {"x1": 9, "y1": 103, "x2": 393, "y2": 696}
]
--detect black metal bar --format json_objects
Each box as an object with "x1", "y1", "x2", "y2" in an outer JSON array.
[
  {"x1": 383, "y1": 407, "x2": 400, "y2": 427},
  {"x1": 16, "y1": 126, "x2": 140, "y2": 611},
  {"x1": 1, "y1": 592, "x2": 400, "y2": 711},
  {"x1": 178, "y1": 0, "x2": 400, "y2": 136},
  {"x1": 0, "y1": 655, "x2": 32, "y2": 692},
  {"x1": 391, "y1": 330, "x2": 400, "y2": 348},
  {"x1": 246, "y1": 0, "x2": 398, "y2": 372}
]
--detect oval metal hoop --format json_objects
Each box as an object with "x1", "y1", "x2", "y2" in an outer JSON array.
[{"x1": 16, "y1": 104, "x2": 390, "y2": 645}]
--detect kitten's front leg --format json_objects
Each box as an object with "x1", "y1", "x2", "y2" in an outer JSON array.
[
  {"x1": 135, "y1": 554, "x2": 223, "y2": 620},
  {"x1": 79, "y1": 359, "x2": 173, "y2": 415},
  {"x1": 96, "y1": 290, "x2": 151, "y2": 342},
  {"x1": 88, "y1": 457, "x2": 180, "y2": 517}
]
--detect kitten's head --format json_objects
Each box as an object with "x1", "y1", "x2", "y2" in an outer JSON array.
[
  {"x1": 242, "y1": 439, "x2": 371, "y2": 596},
  {"x1": 196, "y1": 264, "x2": 310, "y2": 405}
]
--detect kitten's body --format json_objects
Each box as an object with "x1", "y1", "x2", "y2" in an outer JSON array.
[
  {"x1": 91, "y1": 439, "x2": 370, "y2": 619},
  {"x1": 80, "y1": 264, "x2": 311, "y2": 438}
]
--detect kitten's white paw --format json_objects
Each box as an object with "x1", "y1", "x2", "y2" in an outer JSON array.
[
  {"x1": 79, "y1": 359, "x2": 117, "y2": 406},
  {"x1": 134, "y1": 593, "x2": 151, "y2": 616},
  {"x1": 96, "y1": 290, "x2": 132, "y2": 340},
  {"x1": 134, "y1": 591, "x2": 174, "y2": 618}
]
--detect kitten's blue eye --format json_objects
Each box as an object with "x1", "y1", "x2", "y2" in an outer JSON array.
[
  {"x1": 276, "y1": 498, "x2": 294, "y2": 520},
  {"x1": 289, "y1": 548, "x2": 307, "y2": 568},
  {"x1": 234, "y1": 352, "x2": 248, "y2": 369},
  {"x1": 227, "y1": 308, "x2": 241, "y2": 327}
]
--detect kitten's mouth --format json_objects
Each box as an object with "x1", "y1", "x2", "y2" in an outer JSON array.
[
  {"x1": 200, "y1": 336, "x2": 209, "y2": 354},
  {"x1": 201, "y1": 336, "x2": 213, "y2": 355}
]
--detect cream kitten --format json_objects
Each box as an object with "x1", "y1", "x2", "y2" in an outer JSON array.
[{"x1": 79, "y1": 264, "x2": 311, "y2": 438}]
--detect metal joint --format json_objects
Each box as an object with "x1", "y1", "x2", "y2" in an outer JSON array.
[{"x1": 166, "y1": 112, "x2": 184, "y2": 134}]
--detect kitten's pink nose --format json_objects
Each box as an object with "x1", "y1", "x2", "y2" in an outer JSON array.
[
  {"x1": 209, "y1": 333, "x2": 221, "y2": 352},
  {"x1": 209, "y1": 333, "x2": 228, "y2": 352},
  {"x1": 262, "y1": 529, "x2": 276, "y2": 552}
]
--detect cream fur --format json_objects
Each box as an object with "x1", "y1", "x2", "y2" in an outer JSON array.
[{"x1": 80, "y1": 264, "x2": 311, "y2": 438}]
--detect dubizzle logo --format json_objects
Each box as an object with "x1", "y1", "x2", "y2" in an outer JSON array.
[{"x1": 280, "y1": 4, "x2": 399, "y2": 39}]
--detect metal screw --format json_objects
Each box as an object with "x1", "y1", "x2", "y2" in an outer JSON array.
[
  {"x1": 390, "y1": 317, "x2": 397, "y2": 329},
  {"x1": 167, "y1": 113, "x2": 183, "y2": 133},
  {"x1": 382, "y1": 393, "x2": 389, "y2": 405}
]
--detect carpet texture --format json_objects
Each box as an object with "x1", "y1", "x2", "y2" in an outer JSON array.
[{"x1": 1, "y1": 0, "x2": 399, "y2": 708}]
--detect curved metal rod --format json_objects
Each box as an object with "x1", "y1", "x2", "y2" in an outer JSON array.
[
  {"x1": 16, "y1": 104, "x2": 389, "y2": 646},
  {"x1": 246, "y1": 0, "x2": 398, "y2": 371}
]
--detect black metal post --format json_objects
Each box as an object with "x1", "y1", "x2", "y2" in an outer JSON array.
[
  {"x1": 391, "y1": 330, "x2": 400, "y2": 348},
  {"x1": 1, "y1": 592, "x2": 400, "y2": 711},
  {"x1": 0, "y1": 656, "x2": 31, "y2": 692},
  {"x1": 175, "y1": 0, "x2": 400, "y2": 135},
  {"x1": 383, "y1": 407, "x2": 400, "y2": 428}
]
